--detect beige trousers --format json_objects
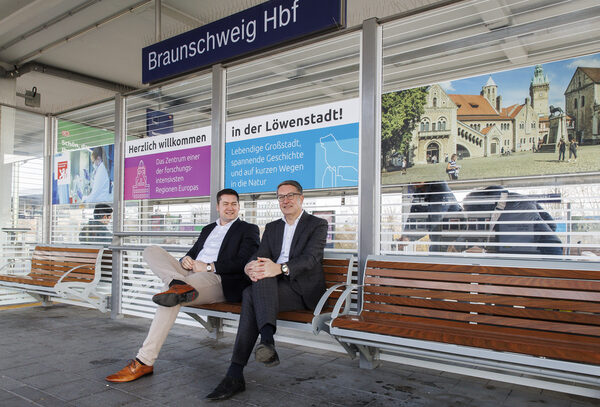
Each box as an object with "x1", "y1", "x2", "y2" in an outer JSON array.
[{"x1": 136, "y1": 245, "x2": 225, "y2": 366}]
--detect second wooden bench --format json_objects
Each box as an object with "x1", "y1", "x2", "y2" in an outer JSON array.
[{"x1": 181, "y1": 253, "x2": 356, "y2": 339}]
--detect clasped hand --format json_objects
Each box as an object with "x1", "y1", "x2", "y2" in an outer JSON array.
[
  {"x1": 181, "y1": 256, "x2": 210, "y2": 273},
  {"x1": 245, "y1": 257, "x2": 281, "y2": 282}
]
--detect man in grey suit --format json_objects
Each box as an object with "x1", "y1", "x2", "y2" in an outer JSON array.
[{"x1": 206, "y1": 180, "x2": 328, "y2": 401}]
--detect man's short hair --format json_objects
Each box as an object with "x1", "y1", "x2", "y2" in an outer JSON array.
[
  {"x1": 93, "y1": 204, "x2": 113, "y2": 219},
  {"x1": 277, "y1": 180, "x2": 303, "y2": 194},
  {"x1": 217, "y1": 188, "x2": 239, "y2": 203}
]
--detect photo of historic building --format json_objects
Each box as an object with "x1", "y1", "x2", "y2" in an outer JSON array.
[
  {"x1": 410, "y1": 66, "x2": 548, "y2": 164},
  {"x1": 565, "y1": 67, "x2": 600, "y2": 145}
]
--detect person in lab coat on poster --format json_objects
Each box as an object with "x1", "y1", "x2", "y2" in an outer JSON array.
[{"x1": 83, "y1": 146, "x2": 112, "y2": 203}]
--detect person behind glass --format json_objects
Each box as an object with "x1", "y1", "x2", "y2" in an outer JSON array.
[
  {"x1": 79, "y1": 203, "x2": 112, "y2": 244},
  {"x1": 568, "y1": 137, "x2": 578, "y2": 162},
  {"x1": 446, "y1": 153, "x2": 460, "y2": 180},
  {"x1": 105, "y1": 188, "x2": 259, "y2": 383},
  {"x1": 206, "y1": 180, "x2": 328, "y2": 401},
  {"x1": 83, "y1": 146, "x2": 111, "y2": 202},
  {"x1": 558, "y1": 138, "x2": 566, "y2": 161}
]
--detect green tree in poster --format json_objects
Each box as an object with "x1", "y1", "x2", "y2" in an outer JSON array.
[{"x1": 381, "y1": 87, "x2": 428, "y2": 170}]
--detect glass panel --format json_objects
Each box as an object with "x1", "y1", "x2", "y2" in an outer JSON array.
[
  {"x1": 380, "y1": 0, "x2": 600, "y2": 259},
  {"x1": 225, "y1": 32, "x2": 360, "y2": 252},
  {"x1": 0, "y1": 108, "x2": 45, "y2": 305},
  {"x1": 122, "y1": 73, "x2": 213, "y2": 319}
]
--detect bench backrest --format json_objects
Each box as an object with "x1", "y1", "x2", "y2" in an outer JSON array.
[
  {"x1": 363, "y1": 257, "x2": 600, "y2": 340},
  {"x1": 321, "y1": 256, "x2": 355, "y2": 312},
  {"x1": 30, "y1": 246, "x2": 104, "y2": 286}
]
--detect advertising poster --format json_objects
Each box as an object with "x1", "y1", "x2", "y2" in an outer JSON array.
[
  {"x1": 381, "y1": 52, "x2": 600, "y2": 185},
  {"x1": 124, "y1": 127, "x2": 211, "y2": 200},
  {"x1": 225, "y1": 99, "x2": 360, "y2": 194},
  {"x1": 58, "y1": 120, "x2": 115, "y2": 152},
  {"x1": 52, "y1": 144, "x2": 115, "y2": 204}
]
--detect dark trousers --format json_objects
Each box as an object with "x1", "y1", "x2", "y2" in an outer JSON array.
[
  {"x1": 569, "y1": 147, "x2": 577, "y2": 159},
  {"x1": 231, "y1": 276, "x2": 306, "y2": 366},
  {"x1": 558, "y1": 149, "x2": 565, "y2": 161}
]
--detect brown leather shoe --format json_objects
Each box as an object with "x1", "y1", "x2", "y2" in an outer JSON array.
[
  {"x1": 152, "y1": 283, "x2": 198, "y2": 307},
  {"x1": 105, "y1": 360, "x2": 153, "y2": 383}
]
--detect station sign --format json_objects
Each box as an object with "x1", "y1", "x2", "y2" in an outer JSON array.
[{"x1": 142, "y1": 0, "x2": 346, "y2": 83}]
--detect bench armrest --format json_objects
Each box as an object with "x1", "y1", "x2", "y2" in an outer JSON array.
[
  {"x1": 55, "y1": 264, "x2": 95, "y2": 285},
  {"x1": 330, "y1": 284, "x2": 361, "y2": 320},
  {"x1": 312, "y1": 284, "x2": 360, "y2": 335},
  {"x1": 313, "y1": 283, "x2": 353, "y2": 317},
  {"x1": 0, "y1": 258, "x2": 29, "y2": 275}
]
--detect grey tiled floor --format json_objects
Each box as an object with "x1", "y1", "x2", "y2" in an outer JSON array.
[{"x1": 0, "y1": 304, "x2": 597, "y2": 407}]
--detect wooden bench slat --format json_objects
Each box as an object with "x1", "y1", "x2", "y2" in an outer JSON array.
[
  {"x1": 322, "y1": 266, "x2": 352, "y2": 274},
  {"x1": 365, "y1": 276, "x2": 600, "y2": 302},
  {"x1": 364, "y1": 303, "x2": 600, "y2": 336},
  {"x1": 337, "y1": 313, "x2": 600, "y2": 349},
  {"x1": 324, "y1": 274, "x2": 348, "y2": 283},
  {"x1": 30, "y1": 268, "x2": 94, "y2": 278},
  {"x1": 332, "y1": 314, "x2": 600, "y2": 365},
  {"x1": 368, "y1": 269, "x2": 600, "y2": 291},
  {"x1": 366, "y1": 261, "x2": 600, "y2": 280},
  {"x1": 322, "y1": 259, "x2": 353, "y2": 266},
  {"x1": 0, "y1": 275, "x2": 57, "y2": 286},
  {"x1": 31, "y1": 267, "x2": 95, "y2": 276},
  {"x1": 32, "y1": 251, "x2": 98, "y2": 260},
  {"x1": 34, "y1": 246, "x2": 102, "y2": 254},
  {"x1": 363, "y1": 294, "x2": 600, "y2": 326},
  {"x1": 365, "y1": 285, "x2": 600, "y2": 312}
]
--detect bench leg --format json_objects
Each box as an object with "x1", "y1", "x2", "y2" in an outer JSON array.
[
  {"x1": 337, "y1": 340, "x2": 359, "y2": 360},
  {"x1": 184, "y1": 313, "x2": 224, "y2": 340},
  {"x1": 356, "y1": 345, "x2": 381, "y2": 369},
  {"x1": 29, "y1": 293, "x2": 52, "y2": 307}
]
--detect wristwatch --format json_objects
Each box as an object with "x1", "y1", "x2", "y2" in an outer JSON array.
[
  {"x1": 206, "y1": 263, "x2": 213, "y2": 272},
  {"x1": 281, "y1": 263, "x2": 289, "y2": 276}
]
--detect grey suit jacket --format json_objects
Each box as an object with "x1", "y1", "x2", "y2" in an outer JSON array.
[{"x1": 253, "y1": 211, "x2": 328, "y2": 310}]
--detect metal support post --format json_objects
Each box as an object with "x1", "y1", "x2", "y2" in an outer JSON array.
[
  {"x1": 111, "y1": 94, "x2": 126, "y2": 319},
  {"x1": 210, "y1": 64, "x2": 226, "y2": 219},
  {"x1": 358, "y1": 18, "x2": 382, "y2": 294},
  {"x1": 155, "y1": 0, "x2": 162, "y2": 42},
  {"x1": 42, "y1": 116, "x2": 55, "y2": 244}
]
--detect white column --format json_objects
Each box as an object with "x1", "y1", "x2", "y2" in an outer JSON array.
[
  {"x1": 0, "y1": 78, "x2": 17, "y2": 261},
  {"x1": 358, "y1": 18, "x2": 382, "y2": 277}
]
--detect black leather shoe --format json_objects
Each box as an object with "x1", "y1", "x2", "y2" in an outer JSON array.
[
  {"x1": 255, "y1": 343, "x2": 280, "y2": 367},
  {"x1": 206, "y1": 376, "x2": 246, "y2": 401}
]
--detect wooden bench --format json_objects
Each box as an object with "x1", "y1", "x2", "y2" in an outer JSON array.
[
  {"x1": 0, "y1": 245, "x2": 108, "y2": 312},
  {"x1": 328, "y1": 255, "x2": 600, "y2": 386},
  {"x1": 181, "y1": 253, "x2": 356, "y2": 339}
]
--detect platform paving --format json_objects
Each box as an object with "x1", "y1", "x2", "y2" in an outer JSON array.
[{"x1": 0, "y1": 304, "x2": 598, "y2": 407}]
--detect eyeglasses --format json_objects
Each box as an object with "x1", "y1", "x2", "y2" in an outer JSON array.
[{"x1": 277, "y1": 192, "x2": 302, "y2": 202}]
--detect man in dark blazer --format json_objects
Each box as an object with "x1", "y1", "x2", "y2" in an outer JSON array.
[
  {"x1": 207, "y1": 180, "x2": 328, "y2": 401},
  {"x1": 106, "y1": 188, "x2": 259, "y2": 383}
]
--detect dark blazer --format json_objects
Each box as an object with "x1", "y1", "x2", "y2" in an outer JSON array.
[
  {"x1": 253, "y1": 211, "x2": 328, "y2": 310},
  {"x1": 185, "y1": 219, "x2": 259, "y2": 302}
]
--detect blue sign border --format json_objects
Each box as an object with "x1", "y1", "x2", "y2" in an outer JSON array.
[{"x1": 142, "y1": 0, "x2": 346, "y2": 84}]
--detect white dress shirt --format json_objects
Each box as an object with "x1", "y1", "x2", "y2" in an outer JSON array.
[
  {"x1": 196, "y1": 218, "x2": 237, "y2": 265},
  {"x1": 276, "y1": 211, "x2": 304, "y2": 264}
]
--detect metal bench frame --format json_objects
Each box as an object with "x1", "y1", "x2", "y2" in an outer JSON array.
[{"x1": 0, "y1": 245, "x2": 108, "y2": 312}]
